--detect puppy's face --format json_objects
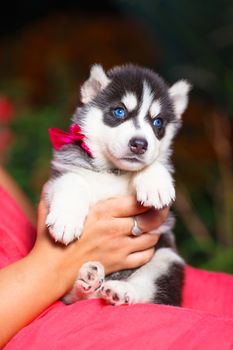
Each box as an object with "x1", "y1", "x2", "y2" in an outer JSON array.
[{"x1": 75, "y1": 64, "x2": 190, "y2": 171}]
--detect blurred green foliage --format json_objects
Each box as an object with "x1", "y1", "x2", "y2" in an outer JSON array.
[
  {"x1": 6, "y1": 106, "x2": 64, "y2": 203},
  {"x1": 118, "y1": 0, "x2": 233, "y2": 111}
]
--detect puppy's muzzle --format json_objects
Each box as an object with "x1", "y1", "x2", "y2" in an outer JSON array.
[{"x1": 129, "y1": 137, "x2": 148, "y2": 155}]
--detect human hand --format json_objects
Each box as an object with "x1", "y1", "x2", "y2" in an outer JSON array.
[
  {"x1": 80, "y1": 195, "x2": 169, "y2": 275},
  {"x1": 33, "y1": 195, "x2": 169, "y2": 294}
]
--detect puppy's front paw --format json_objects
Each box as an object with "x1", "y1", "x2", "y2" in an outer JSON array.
[
  {"x1": 102, "y1": 280, "x2": 136, "y2": 306},
  {"x1": 136, "y1": 180, "x2": 175, "y2": 209},
  {"x1": 46, "y1": 207, "x2": 87, "y2": 245},
  {"x1": 134, "y1": 169, "x2": 175, "y2": 209},
  {"x1": 76, "y1": 262, "x2": 105, "y2": 295}
]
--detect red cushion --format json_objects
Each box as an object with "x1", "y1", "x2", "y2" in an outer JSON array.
[
  {"x1": 183, "y1": 265, "x2": 233, "y2": 318},
  {"x1": 0, "y1": 187, "x2": 36, "y2": 268},
  {"x1": 5, "y1": 299, "x2": 233, "y2": 350},
  {"x1": 1, "y1": 186, "x2": 233, "y2": 349}
]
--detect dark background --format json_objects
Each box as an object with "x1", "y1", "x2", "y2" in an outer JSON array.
[{"x1": 0, "y1": 0, "x2": 232, "y2": 272}]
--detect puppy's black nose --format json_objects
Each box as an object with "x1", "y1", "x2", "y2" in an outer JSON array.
[{"x1": 129, "y1": 137, "x2": 148, "y2": 155}]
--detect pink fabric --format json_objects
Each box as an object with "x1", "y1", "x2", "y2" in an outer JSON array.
[
  {"x1": 5, "y1": 299, "x2": 233, "y2": 350},
  {"x1": 0, "y1": 187, "x2": 36, "y2": 268},
  {"x1": 1, "y1": 186, "x2": 233, "y2": 349},
  {"x1": 183, "y1": 265, "x2": 233, "y2": 318}
]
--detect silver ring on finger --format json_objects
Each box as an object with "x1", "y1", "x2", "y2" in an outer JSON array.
[{"x1": 131, "y1": 216, "x2": 143, "y2": 236}]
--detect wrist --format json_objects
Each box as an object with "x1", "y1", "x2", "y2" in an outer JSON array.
[{"x1": 31, "y1": 238, "x2": 85, "y2": 296}]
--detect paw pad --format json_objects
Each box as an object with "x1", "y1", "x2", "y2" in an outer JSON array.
[
  {"x1": 101, "y1": 280, "x2": 135, "y2": 306},
  {"x1": 76, "y1": 262, "x2": 105, "y2": 295}
]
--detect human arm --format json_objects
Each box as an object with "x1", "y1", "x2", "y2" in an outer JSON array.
[{"x1": 0, "y1": 196, "x2": 168, "y2": 347}]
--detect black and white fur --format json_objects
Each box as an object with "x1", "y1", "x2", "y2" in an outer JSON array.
[{"x1": 45, "y1": 64, "x2": 190, "y2": 306}]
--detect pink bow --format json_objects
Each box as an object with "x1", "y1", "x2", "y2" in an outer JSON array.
[{"x1": 48, "y1": 124, "x2": 92, "y2": 156}]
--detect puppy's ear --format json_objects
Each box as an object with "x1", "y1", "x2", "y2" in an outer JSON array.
[
  {"x1": 169, "y1": 80, "x2": 191, "y2": 118},
  {"x1": 80, "y1": 64, "x2": 110, "y2": 104}
]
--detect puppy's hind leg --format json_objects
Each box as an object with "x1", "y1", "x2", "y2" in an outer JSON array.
[
  {"x1": 128, "y1": 248, "x2": 185, "y2": 306},
  {"x1": 63, "y1": 261, "x2": 105, "y2": 304},
  {"x1": 102, "y1": 248, "x2": 184, "y2": 306}
]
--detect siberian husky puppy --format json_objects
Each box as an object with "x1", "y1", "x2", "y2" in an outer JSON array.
[{"x1": 45, "y1": 64, "x2": 191, "y2": 306}]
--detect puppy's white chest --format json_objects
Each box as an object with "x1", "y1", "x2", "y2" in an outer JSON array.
[{"x1": 78, "y1": 168, "x2": 132, "y2": 203}]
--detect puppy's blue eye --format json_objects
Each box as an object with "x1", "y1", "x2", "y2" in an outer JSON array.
[
  {"x1": 112, "y1": 107, "x2": 125, "y2": 119},
  {"x1": 153, "y1": 117, "x2": 162, "y2": 128}
]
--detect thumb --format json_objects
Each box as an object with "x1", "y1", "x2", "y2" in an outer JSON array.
[
  {"x1": 136, "y1": 207, "x2": 169, "y2": 233},
  {"x1": 37, "y1": 200, "x2": 48, "y2": 235}
]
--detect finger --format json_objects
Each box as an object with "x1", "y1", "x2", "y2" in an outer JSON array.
[
  {"x1": 127, "y1": 233, "x2": 160, "y2": 252},
  {"x1": 125, "y1": 247, "x2": 155, "y2": 269},
  {"x1": 37, "y1": 200, "x2": 48, "y2": 234},
  {"x1": 136, "y1": 207, "x2": 169, "y2": 233},
  {"x1": 97, "y1": 195, "x2": 150, "y2": 218},
  {"x1": 38, "y1": 200, "x2": 48, "y2": 219},
  {"x1": 113, "y1": 207, "x2": 169, "y2": 236}
]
